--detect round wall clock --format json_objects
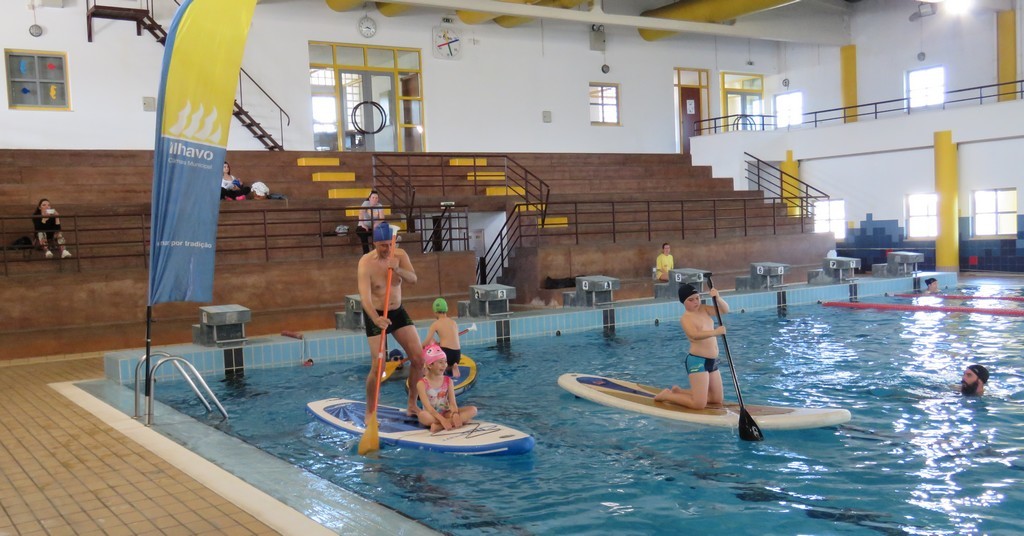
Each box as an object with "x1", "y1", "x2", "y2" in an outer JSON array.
[
  {"x1": 358, "y1": 15, "x2": 377, "y2": 38},
  {"x1": 29, "y1": 24, "x2": 43, "y2": 37},
  {"x1": 433, "y1": 26, "x2": 462, "y2": 59}
]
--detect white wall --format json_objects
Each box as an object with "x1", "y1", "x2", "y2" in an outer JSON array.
[
  {"x1": 2, "y1": 0, "x2": 1022, "y2": 224},
  {"x1": 2, "y1": 0, "x2": 783, "y2": 152}
]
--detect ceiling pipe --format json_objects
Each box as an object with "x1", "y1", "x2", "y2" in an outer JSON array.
[
  {"x1": 325, "y1": 0, "x2": 363, "y2": 12},
  {"x1": 493, "y1": 0, "x2": 589, "y2": 28},
  {"x1": 376, "y1": 2, "x2": 415, "y2": 16},
  {"x1": 638, "y1": 0, "x2": 799, "y2": 41},
  {"x1": 457, "y1": 0, "x2": 538, "y2": 24}
]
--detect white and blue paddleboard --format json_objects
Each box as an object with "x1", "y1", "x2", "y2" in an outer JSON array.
[
  {"x1": 306, "y1": 398, "x2": 534, "y2": 456},
  {"x1": 559, "y1": 373, "x2": 851, "y2": 430}
]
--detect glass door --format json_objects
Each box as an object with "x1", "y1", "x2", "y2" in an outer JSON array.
[
  {"x1": 339, "y1": 70, "x2": 396, "y2": 152},
  {"x1": 720, "y1": 72, "x2": 763, "y2": 131}
]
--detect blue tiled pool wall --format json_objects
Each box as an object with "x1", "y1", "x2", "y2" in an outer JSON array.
[
  {"x1": 837, "y1": 213, "x2": 1024, "y2": 273},
  {"x1": 105, "y1": 273, "x2": 955, "y2": 384}
]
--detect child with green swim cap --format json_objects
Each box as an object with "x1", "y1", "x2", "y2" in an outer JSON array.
[{"x1": 424, "y1": 297, "x2": 463, "y2": 378}]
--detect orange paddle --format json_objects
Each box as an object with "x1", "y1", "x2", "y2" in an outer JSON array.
[{"x1": 358, "y1": 231, "x2": 397, "y2": 455}]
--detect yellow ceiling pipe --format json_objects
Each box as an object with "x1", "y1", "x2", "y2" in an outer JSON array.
[
  {"x1": 638, "y1": 0, "x2": 798, "y2": 41},
  {"x1": 493, "y1": 0, "x2": 590, "y2": 28},
  {"x1": 376, "y1": 2, "x2": 414, "y2": 16},
  {"x1": 457, "y1": 0, "x2": 538, "y2": 25},
  {"x1": 325, "y1": 0, "x2": 362, "y2": 12}
]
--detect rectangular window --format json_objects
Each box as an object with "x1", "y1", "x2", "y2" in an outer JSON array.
[
  {"x1": 973, "y1": 188, "x2": 1018, "y2": 236},
  {"x1": 814, "y1": 199, "x2": 846, "y2": 240},
  {"x1": 589, "y1": 83, "x2": 620, "y2": 126},
  {"x1": 6, "y1": 49, "x2": 70, "y2": 110},
  {"x1": 906, "y1": 193, "x2": 938, "y2": 238},
  {"x1": 907, "y1": 66, "x2": 944, "y2": 108},
  {"x1": 774, "y1": 91, "x2": 803, "y2": 128}
]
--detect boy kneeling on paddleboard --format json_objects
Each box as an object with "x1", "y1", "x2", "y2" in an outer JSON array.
[{"x1": 655, "y1": 283, "x2": 728, "y2": 410}]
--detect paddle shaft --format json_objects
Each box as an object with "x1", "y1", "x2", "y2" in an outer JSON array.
[
  {"x1": 706, "y1": 277, "x2": 763, "y2": 441},
  {"x1": 367, "y1": 235, "x2": 398, "y2": 413}
]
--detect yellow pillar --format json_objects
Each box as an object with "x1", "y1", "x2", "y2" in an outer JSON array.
[
  {"x1": 780, "y1": 150, "x2": 800, "y2": 216},
  {"x1": 934, "y1": 131, "x2": 959, "y2": 273},
  {"x1": 997, "y1": 10, "x2": 1017, "y2": 102},
  {"x1": 840, "y1": 45, "x2": 858, "y2": 123}
]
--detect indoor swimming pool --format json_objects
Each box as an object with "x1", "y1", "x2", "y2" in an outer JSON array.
[{"x1": 123, "y1": 289, "x2": 1024, "y2": 535}]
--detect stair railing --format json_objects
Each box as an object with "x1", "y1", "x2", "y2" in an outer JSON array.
[{"x1": 744, "y1": 152, "x2": 828, "y2": 231}]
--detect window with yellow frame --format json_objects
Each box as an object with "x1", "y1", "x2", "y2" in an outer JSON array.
[
  {"x1": 308, "y1": 42, "x2": 424, "y2": 152},
  {"x1": 6, "y1": 49, "x2": 70, "y2": 110}
]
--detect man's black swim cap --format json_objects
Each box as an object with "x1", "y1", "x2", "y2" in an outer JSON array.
[{"x1": 967, "y1": 364, "x2": 989, "y2": 384}]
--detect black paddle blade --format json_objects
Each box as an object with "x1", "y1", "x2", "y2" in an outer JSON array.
[{"x1": 739, "y1": 408, "x2": 764, "y2": 442}]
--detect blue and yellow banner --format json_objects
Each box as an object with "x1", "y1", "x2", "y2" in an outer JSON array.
[{"x1": 148, "y1": 0, "x2": 257, "y2": 305}]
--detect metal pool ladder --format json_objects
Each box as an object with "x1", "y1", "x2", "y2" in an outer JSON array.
[{"x1": 133, "y1": 351, "x2": 229, "y2": 425}]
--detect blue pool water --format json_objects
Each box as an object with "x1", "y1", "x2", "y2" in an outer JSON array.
[{"x1": 154, "y1": 296, "x2": 1024, "y2": 535}]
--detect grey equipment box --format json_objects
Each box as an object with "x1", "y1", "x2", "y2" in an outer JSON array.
[
  {"x1": 575, "y1": 276, "x2": 620, "y2": 307},
  {"x1": 193, "y1": 304, "x2": 250, "y2": 347},
  {"x1": 468, "y1": 284, "x2": 516, "y2": 317},
  {"x1": 749, "y1": 262, "x2": 790, "y2": 289},
  {"x1": 823, "y1": 256, "x2": 861, "y2": 283},
  {"x1": 339, "y1": 294, "x2": 364, "y2": 329},
  {"x1": 887, "y1": 251, "x2": 924, "y2": 276}
]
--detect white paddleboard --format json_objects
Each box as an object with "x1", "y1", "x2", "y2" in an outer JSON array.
[
  {"x1": 306, "y1": 398, "x2": 534, "y2": 455},
  {"x1": 558, "y1": 373, "x2": 851, "y2": 430}
]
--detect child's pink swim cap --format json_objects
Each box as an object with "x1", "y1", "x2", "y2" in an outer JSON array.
[{"x1": 424, "y1": 344, "x2": 446, "y2": 367}]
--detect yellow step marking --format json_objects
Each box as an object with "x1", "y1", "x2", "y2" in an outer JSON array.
[
  {"x1": 538, "y1": 216, "x2": 568, "y2": 228},
  {"x1": 468, "y1": 171, "x2": 506, "y2": 181},
  {"x1": 449, "y1": 158, "x2": 487, "y2": 166},
  {"x1": 515, "y1": 204, "x2": 546, "y2": 212},
  {"x1": 485, "y1": 186, "x2": 525, "y2": 196},
  {"x1": 312, "y1": 171, "x2": 356, "y2": 182},
  {"x1": 328, "y1": 187, "x2": 373, "y2": 199},
  {"x1": 297, "y1": 157, "x2": 340, "y2": 166}
]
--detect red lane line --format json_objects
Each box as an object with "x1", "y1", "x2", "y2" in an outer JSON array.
[
  {"x1": 893, "y1": 293, "x2": 1024, "y2": 302},
  {"x1": 822, "y1": 301, "x2": 1024, "y2": 317}
]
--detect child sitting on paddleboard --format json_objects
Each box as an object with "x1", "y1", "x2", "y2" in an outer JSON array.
[
  {"x1": 416, "y1": 344, "x2": 477, "y2": 433},
  {"x1": 423, "y1": 298, "x2": 463, "y2": 378}
]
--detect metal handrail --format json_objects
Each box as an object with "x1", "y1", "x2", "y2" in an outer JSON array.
[
  {"x1": 372, "y1": 153, "x2": 552, "y2": 221},
  {"x1": 696, "y1": 78, "x2": 1024, "y2": 135},
  {"x1": 145, "y1": 354, "x2": 229, "y2": 426},
  {"x1": 743, "y1": 152, "x2": 829, "y2": 219},
  {"x1": 0, "y1": 203, "x2": 471, "y2": 276},
  {"x1": 477, "y1": 196, "x2": 816, "y2": 284}
]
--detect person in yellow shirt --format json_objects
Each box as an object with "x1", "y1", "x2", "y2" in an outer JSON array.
[{"x1": 655, "y1": 243, "x2": 674, "y2": 281}]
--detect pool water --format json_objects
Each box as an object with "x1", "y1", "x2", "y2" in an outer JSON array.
[{"x1": 156, "y1": 297, "x2": 1024, "y2": 535}]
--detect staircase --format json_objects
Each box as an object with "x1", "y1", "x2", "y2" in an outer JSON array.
[{"x1": 86, "y1": 0, "x2": 287, "y2": 151}]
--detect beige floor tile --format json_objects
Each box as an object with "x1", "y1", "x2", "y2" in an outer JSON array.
[{"x1": 0, "y1": 358, "x2": 282, "y2": 536}]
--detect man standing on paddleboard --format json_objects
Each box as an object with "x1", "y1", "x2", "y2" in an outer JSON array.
[
  {"x1": 358, "y1": 222, "x2": 425, "y2": 415},
  {"x1": 655, "y1": 283, "x2": 729, "y2": 410}
]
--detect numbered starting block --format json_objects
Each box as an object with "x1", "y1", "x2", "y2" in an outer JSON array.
[
  {"x1": 823, "y1": 256, "x2": 861, "y2": 283},
  {"x1": 336, "y1": 294, "x2": 364, "y2": 330},
  {"x1": 655, "y1": 268, "x2": 709, "y2": 299},
  {"x1": 193, "y1": 304, "x2": 250, "y2": 347},
  {"x1": 575, "y1": 276, "x2": 620, "y2": 307},
  {"x1": 740, "y1": 262, "x2": 790, "y2": 290},
  {"x1": 468, "y1": 284, "x2": 515, "y2": 317},
  {"x1": 887, "y1": 251, "x2": 924, "y2": 276}
]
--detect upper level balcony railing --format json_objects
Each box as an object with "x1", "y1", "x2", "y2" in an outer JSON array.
[{"x1": 696, "y1": 79, "x2": 1024, "y2": 135}]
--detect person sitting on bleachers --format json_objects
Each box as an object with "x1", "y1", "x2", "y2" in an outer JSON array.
[
  {"x1": 32, "y1": 198, "x2": 72, "y2": 259},
  {"x1": 220, "y1": 161, "x2": 251, "y2": 200},
  {"x1": 654, "y1": 242, "x2": 673, "y2": 281}
]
